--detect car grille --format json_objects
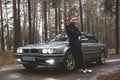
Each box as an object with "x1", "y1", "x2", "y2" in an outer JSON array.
[
  {"x1": 23, "y1": 49, "x2": 39, "y2": 53},
  {"x1": 23, "y1": 49, "x2": 29, "y2": 53},
  {"x1": 31, "y1": 49, "x2": 38, "y2": 53}
]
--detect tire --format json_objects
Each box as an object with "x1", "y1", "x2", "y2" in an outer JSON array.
[
  {"x1": 63, "y1": 51, "x2": 78, "y2": 72},
  {"x1": 23, "y1": 64, "x2": 37, "y2": 70},
  {"x1": 97, "y1": 51, "x2": 106, "y2": 65}
]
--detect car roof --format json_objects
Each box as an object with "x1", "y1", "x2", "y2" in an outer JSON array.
[{"x1": 81, "y1": 32, "x2": 93, "y2": 37}]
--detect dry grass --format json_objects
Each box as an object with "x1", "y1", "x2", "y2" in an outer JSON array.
[
  {"x1": 0, "y1": 51, "x2": 17, "y2": 66},
  {"x1": 97, "y1": 70, "x2": 120, "y2": 80},
  {"x1": 108, "y1": 49, "x2": 115, "y2": 55}
]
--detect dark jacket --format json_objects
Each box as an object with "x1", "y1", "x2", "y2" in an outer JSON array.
[{"x1": 66, "y1": 23, "x2": 81, "y2": 45}]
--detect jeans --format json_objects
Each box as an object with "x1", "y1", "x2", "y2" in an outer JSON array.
[{"x1": 70, "y1": 40, "x2": 86, "y2": 69}]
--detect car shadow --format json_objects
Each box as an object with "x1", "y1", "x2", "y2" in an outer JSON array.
[
  {"x1": 18, "y1": 62, "x2": 107, "y2": 75},
  {"x1": 20, "y1": 66, "x2": 68, "y2": 75},
  {"x1": 4, "y1": 62, "x2": 107, "y2": 76}
]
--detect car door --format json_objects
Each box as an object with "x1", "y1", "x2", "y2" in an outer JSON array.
[
  {"x1": 87, "y1": 36, "x2": 101, "y2": 59},
  {"x1": 81, "y1": 36, "x2": 92, "y2": 61}
]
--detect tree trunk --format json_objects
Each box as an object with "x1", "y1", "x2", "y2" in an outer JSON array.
[
  {"x1": 104, "y1": 14, "x2": 108, "y2": 49},
  {"x1": 115, "y1": 0, "x2": 119, "y2": 54},
  {"x1": 17, "y1": 0, "x2": 22, "y2": 47},
  {"x1": 0, "y1": 0, "x2": 5, "y2": 51},
  {"x1": 5, "y1": 0, "x2": 11, "y2": 50},
  {"x1": 35, "y1": 10, "x2": 38, "y2": 43},
  {"x1": 22, "y1": 0, "x2": 28, "y2": 46},
  {"x1": 58, "y1": 0, "x2": 61, "y2": 33},
  {"x1": 64, "y1": 0, "x2": 67, "y2": 30},
  {"x1": 13, "y1": 0, "x2": 17, "y2": 51},
  {"x1": 32, "y1": 0, "x2": 37, "y2": 43},
  {"x1": 13, "y1": 0, "x2": 21, "y2": 51},
  {"x1": 85, "y1": 1, "x2": 90, "y2": 33},
  {"x1": 47, "y1": 1, "x2": 51, "y2": 38},
  {"x1": 55, "y1": 0, "x2": 58, "y2": 35},
  {"x1": 28, "y1": 0, "x2": 32, "y2": 44},
  {"x1": 79, "y1": 0, "x2": 84, "y2": 32},
  {"x1": 44, "y1": 0, "x2": 48, "y2": 41}
]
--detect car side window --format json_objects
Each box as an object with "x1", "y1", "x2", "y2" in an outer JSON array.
[
  {"x1": 48, "y1": 33, "x2": 69, "y2": 42},
  {"x1": 88, "y1": 36, "x2": 98, "y2": 43},
  {"x1": 59, "y1": 34, "x2": 68, "y2": 41}
]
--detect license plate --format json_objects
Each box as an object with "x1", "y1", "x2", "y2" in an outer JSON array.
[{"x1": 23, "y1": 57, "x2": 35, "y2": 61}]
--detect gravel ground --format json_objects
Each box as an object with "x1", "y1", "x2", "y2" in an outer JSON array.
[{"x1": 97, "y1": 54, "x2": 120, "y2": 80}]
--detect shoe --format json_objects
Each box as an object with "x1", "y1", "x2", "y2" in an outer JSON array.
[
  {"x1": 82, "y1": 69, "x2": 87, "y2": 73},
  {"x1": 88, "y1": 69, "x2": 93, "y2": 73},
  {"x1": 87, "y1": 69, "x2": 93, "y2": 73},
  {"x1": 78, "y1": 69, "x2": 87, "y2": 73}
]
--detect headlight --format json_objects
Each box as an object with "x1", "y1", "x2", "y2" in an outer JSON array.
[
  {"x1": 42, "y1": 49, "x2": 48, "y2": 53},
  {"x1": 17, "y1": 48, "x2": 23, "y2": 54},
  {"x1": 42, "y1": 48, "x2": 62, "y2": 54},
  {"x1": 42, "y1": 49, "x2": 54, "y2": 54},
  {"x1": 47, "y1": 49, "x2": 54, "y2": 54}
]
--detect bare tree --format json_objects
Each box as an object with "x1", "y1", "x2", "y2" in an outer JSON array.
[
  {"x1": 0, "y1": 0, "x2": 5, "y2": 51},
  {"x1": 4, "y1": 0, "x2": 11, "y2": 50},
  {"x1": 54, "y1": 0, "x2": 58, "y2": 34},
  {"x1": 115, "y1": 0, "x2": 119, "y2": 54},
  {"x1": 28, "y1": 0, "x2": 32, "y2": 44},
  {"x1": 79, "y1": 0, "x2": 84, "y2": 32},
  {"x1": 22, "y1": 0, "x2": 28, "y2": 46},
  {"x1": 84, "y1": 1, "x2": 90, "y2": 33},
  {"x1": 104, "y1": 14, "x2": 108, "y2": 49},
  {"x1": 64, "y1": 0, "x2": 67, "y2": 29},
  {"x1": 32, "y1": 0, "x2": 37, "y2": 43},
  {"x1": 17, "y1": 0, "x2": 22, "y2": 46},
  {"x1": 58, "y1": 0, "x2": 62, "y2": 33},
  {"x1": 13, "y1": 0, "x2": 21, "y2": 51},
  {"x1": 44, "y1": 0, "x2": 48, "y2": 41}
]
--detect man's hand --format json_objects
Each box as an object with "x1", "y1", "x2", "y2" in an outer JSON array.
[{"x1": 78, "y1": 36, "x2": 81, "y2": 40}]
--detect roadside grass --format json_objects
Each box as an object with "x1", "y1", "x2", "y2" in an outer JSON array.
[
  {"x1": 97, "y1": 70, "x2": 120, "y2": 80},
  {"x1": 108, "y1": 49, "x2": 115, "y2": 55},
  {"x1": 0, "y1": 51, "x2": 17, "y2": 66},
  {"x1": 108, "y1": 48, "x2": 120, "y2": 55}
]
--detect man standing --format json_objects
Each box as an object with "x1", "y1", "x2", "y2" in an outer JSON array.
[{"x1": 66, "y1": 17, "x2": 92, "y2": 73}]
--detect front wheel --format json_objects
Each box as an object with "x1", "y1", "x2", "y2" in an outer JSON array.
[{"x1": 63, "y1": 51, "x2": 77, "y2": 72}]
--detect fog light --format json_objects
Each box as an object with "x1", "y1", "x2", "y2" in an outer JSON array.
[
  {"x1": 17, "y1": 59, "x2": 21, "y2": 62},
  {"x1": 46, "y1": 59, "x2": 55, "y2": 65}
]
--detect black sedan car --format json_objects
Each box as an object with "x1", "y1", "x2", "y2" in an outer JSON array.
[{"x1": 15, "y1": 32, "x2": 107, "y2": 72}]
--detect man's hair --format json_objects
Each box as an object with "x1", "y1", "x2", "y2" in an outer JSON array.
[{"x1": 68, "y1": 17, "x2": 76, "y2": 20}]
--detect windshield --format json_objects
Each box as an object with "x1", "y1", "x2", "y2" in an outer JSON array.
[{"x1": 47, "y1": 33, "x2": 68, "y2": 42}]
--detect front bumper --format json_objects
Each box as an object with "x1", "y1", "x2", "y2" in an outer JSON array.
[{"x1": 15, "y1": 54, "x2": 64, "y2": 65}]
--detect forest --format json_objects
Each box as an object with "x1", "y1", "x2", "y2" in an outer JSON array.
[{"x1": 0, "y1": 0, "x2": 119, "y2": 54}]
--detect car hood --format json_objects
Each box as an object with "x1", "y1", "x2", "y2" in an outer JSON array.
[{"x1": 19, "y1": 42, "x2": 69, "y2": 49}]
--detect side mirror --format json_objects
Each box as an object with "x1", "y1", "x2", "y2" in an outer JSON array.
[{"x1": 81, "y1": 38, "x2": 88, "y2": 43}]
